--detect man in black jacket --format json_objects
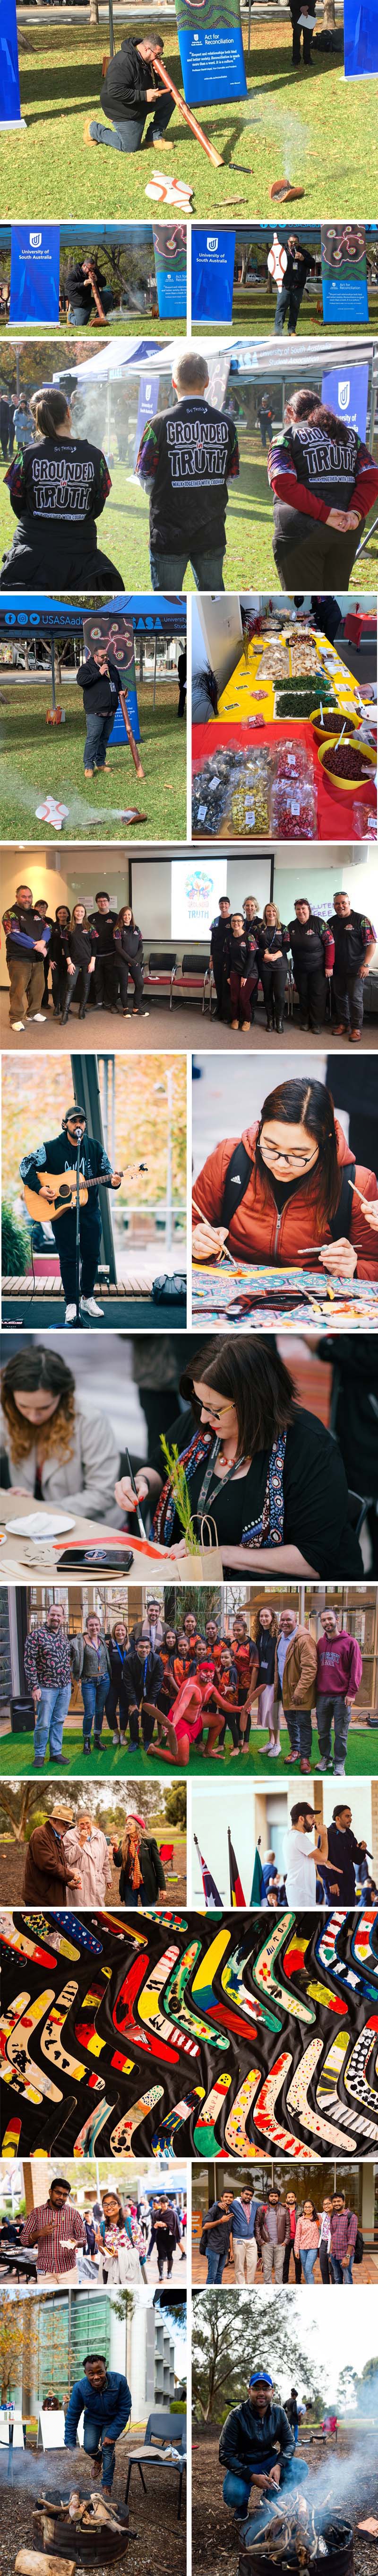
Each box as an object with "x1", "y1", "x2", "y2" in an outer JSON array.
[
  {"x1": 2, "y1": 881, "x2": 49, "y2": 1030},
  {"x1": 19, "y1": 1104, "x2": 121, "y2": 1326},
  {"x1": 220, "y1": 2371, "x2": 307, "y2": 2537},
  {"x1": 121, "y1": 1637, "x2": 164, "y2": 1750},
  {"x1": 89, "y1": 892, "x2": 119, "y2": 1011},
  {"x1": 86, "y1": 35, "x2": 175, "y2": 156},
  {"x1": 64, "y1": 258, "x2": 112, "y2": 326},
  {"x1": 136, "y1": 350, "x2": 240, "y2": 594},
  {"x1": 77, "y1": 647, "x2": 123, "y2": 780},
  {"x1": 274, "y1": 238, "x2": 314, "y2": 336},
  {"x1": 331, "y1": 890, "x2": 377, "y2": 1042}
]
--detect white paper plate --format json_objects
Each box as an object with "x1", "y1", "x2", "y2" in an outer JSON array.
[{"x1": 6, "y1": 1511, "x2": 76, "y2": 1539}]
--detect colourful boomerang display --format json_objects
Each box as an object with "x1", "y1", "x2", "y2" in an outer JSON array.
[{"x1": 2, "y1": 1909, "x2": 378, "y2": 2159}]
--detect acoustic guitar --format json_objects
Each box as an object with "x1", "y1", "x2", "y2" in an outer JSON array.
[{"x1": 23, "y1": 1161, "x2": 147, "y2": 1226}]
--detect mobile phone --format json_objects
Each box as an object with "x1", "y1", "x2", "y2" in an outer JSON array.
[{"x1": 56, "y1": 1546, "x2": 134, "y2": 1571}]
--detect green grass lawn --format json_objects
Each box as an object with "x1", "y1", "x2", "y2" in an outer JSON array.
[
  {"x1": 0, "y1": 677, "x2": 186, "y2": 840},
  {"x1": 2, "y1": 22, "x2": 378, "y2": 221},
  {"x1": 203, "y1": 288, "x2": 378, "y2": 337},
  {"x1": 0, "y1": 1718, "x2": 376, "y2": 1777},
  {"x1": 2, "y1": 435, "x2": 376, "y2": 591}
]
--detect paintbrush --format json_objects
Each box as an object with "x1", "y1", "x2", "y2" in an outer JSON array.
[
  {"x1": 192, "y1": 1200, "x2": 239, "y2": 1265},
  {"x1": 347, "y1": 1177, "x2": 378, "y2": 1209}
]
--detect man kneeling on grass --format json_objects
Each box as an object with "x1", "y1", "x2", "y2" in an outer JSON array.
[
  {"x1": 85, "y1": 36, "x2": 175, "y2": 156},
  {"x1": 136, "y1": 349, "x2": 240, "y2": 594},
  {"x1": 220, "y1": 2369, "x2": 308, "y2": 2543},
  {"x1": 64, "y1": 2353, "x2": 132, "y2": 2491}
]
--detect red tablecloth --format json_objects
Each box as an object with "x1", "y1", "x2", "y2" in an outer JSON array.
[
  {"x1": 344, "y1": 612, "x2": 377, "y2": 645},
  {"x1": 192, "y1": 719, "x2": 376, "y2": 842}
]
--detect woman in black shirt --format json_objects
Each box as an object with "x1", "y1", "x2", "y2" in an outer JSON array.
[
  {"x1": 61, "y1": 904, "x2": 96, "y2": 1023},
  {"x1": 112, "y1": 907, "x2": 147, "y2": 1016},
  {"x1": 257, "y1": 904, "x2": 291, "y2": 1033},
  {"x1": 223, "y1": 912, "x2": 259, "y2": 1031},
  {"x1": 114, "y1": 1337, "x2": 363, "y2": 1579},
  {"x1": 50, "y1": 905, "x2": 71, "y2": 1016},
  {"x1": 2, "y1": 386, "x2": 124, "y2": 592}
]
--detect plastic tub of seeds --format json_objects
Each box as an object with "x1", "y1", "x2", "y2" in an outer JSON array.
[
  {"x1": 311, "y1": 706, "x2": 359, "y2": 745},
  {"x1": 317, "y1": 736, "x2": 377, "y2": 797}
]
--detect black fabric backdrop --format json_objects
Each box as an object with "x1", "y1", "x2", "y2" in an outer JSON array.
[{"x1": 1, "y1": 1907, "x2": 378, "y2": 2159}]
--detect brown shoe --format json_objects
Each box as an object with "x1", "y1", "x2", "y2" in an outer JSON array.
[
  {"x1": 334, "y1": 1023, "x2": 348, "y2": 1035},
  {"x1": 350, "y1": 1027, "x2": 361, "y2": 1042}
]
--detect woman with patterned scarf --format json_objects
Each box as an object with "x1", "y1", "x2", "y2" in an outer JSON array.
[{"x1": 114, "y1": 1337, "x2": 363, "y2": 1579}]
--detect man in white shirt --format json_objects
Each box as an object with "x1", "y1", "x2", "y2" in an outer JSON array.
[{"x1": 284, "y1": 1801, "x2": 329, "y2": 1907}]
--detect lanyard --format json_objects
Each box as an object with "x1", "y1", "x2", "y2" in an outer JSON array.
[{"x1": 196, "y1": 1437, "x2": 247, "y2": 1519}]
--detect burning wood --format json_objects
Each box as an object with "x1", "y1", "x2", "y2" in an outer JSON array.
[
  {"x1": 36, "y1": 2492, "x2": 129, "y2": 2542},
  {"x1": 247, "y1": 2490, "x2": 332, "y2": 2565}
]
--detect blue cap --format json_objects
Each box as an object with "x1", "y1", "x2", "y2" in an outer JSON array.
[{"x1": 249, "y1": 2374, "x2": 273, "y2": 2389}]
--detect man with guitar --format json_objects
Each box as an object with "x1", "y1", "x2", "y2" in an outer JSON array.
[{"x1": 20, "y1": 1104, "x2": 124, "y2": 1327}]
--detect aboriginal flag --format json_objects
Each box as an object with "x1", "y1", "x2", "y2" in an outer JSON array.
[
  {"x1": 228, "y1": 1825, "x2": 246, "y2": 1908},
  {"x1": 194, "y1": 1832, "x2": 222, "y2": 1909}
]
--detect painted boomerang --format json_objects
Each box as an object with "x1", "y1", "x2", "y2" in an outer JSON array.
[
  {"x1": 153, "y1": 2086, "x2": 206, "y2": 2155},
  {"x1": 286, "y1": 2036, "x2": 354, "y2": 2151},
  {"x1": 110, "y1": 2087, "x2": 164, "y2": 2152}
]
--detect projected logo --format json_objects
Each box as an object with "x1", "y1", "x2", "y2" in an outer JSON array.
[{"x1": 185, "y1": 867, "x2": 215, "y2": 920}]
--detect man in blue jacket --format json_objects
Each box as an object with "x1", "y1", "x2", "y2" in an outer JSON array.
[{"x1": 64, "y1": 2352, "x2": 131, "y2": 2490}]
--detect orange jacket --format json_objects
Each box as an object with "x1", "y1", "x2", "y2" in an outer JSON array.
[{"x1": 192, "y1": 1119, "x2": 378, "y2": 1277}]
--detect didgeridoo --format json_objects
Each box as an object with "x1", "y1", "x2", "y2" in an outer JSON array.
[
  {"x1": 152, "y1": 51, "x2": 224, "y2": 166},
  {"x1": 119, "y1": 685, "x2": 145, "y2": 778}
]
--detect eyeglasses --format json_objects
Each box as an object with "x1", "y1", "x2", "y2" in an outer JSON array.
[{"x1": 262, "y1": 1141, "x2": 318, "y2": 1168}]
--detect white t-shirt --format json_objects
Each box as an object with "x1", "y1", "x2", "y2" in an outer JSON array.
[{"x1": 284, "y1": 1828, "x2": 318, "y2": 1906}]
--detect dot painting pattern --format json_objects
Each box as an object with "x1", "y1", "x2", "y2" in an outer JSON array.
[{"x1": 2, "y1": 1907, "x2": 378, "y2": 2159}]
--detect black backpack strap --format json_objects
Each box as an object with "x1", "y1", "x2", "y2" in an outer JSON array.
[
  {"x1": 329, "y1": 1161, "x2": 356, "y2": 1242},
  {"x1": 221, "y1": 1141, "x2": 254, "y2": 1231}
]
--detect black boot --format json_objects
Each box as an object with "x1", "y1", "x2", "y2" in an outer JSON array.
[
  {"x1": 275, "y1": 1012, "x2": 284, "y2": 1033},
  {"x1": 78, "y1": 1005, "x2": 87, "y2": 1020},
  {"x1": 61, "y1": 1004, "x2": 71, "y2": 1025},
  {"x1": 265, "y1": 1013, "x2": 272, "y2": 1031}
]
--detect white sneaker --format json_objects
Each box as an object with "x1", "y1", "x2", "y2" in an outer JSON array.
[
  {"x1": 112, "y1": 1732, "x2": 119, "y2": 1746},
  {"x1": 64, "y1": 1304, "x2": 78, "y2": 1325},
  {"x1": 81, "y1": 1295, "x2": 103, "y2": 1317},
  {"x1": 11, "y1": 1020, "x2": 25, "y2": 1031},
  {"x1": 30, "y1": 1012, "x2": 47, "y2": 1023}
]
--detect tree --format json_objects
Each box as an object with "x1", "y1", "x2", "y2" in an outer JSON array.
[
  {"x1": 177, "y1": 1586, "x2": 222, "y2": 1633},
  {"x1": 192, "y1": 2292, "x2": 323, "y2": 2427},
  {"x1": 163, "y1": 1785, "x2": 187, "y2": 1828},
  {"x1": 0, "y1": 2293, "x2": 38, "y2": 2403},
  {"x1": 337, "y1": 2370, "x2": 358, "y2": 2414}
]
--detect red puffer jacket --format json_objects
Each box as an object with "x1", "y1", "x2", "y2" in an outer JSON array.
[{"x1": 192, "y1": 1119, "x2": 378, "y2": 1277}]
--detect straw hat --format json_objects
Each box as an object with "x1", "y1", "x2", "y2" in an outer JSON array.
[{"x1": 50, "y1": 1801, "x2": 74, "y2": 1823}]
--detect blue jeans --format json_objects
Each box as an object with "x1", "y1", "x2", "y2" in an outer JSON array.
[
  {"x1": 301, "y1": 2248, "x2": 317, "y2": 2283},
  {"x1": 206, "y1": 2245, "x2": 226, "y2": 2284},
  {"x1": 34, "y1": 1683, "x2": 71, "y2": 1762},
  {"x1": 330, "y1": 2255, "x2": 354, "y2": 2283},
  {"x1": 82, "y1": 1675, "x2": 110, "y2": 1743},
  {"x1": 149, "y1": 545, "x2": 226, "y2": 593},
  {"x1": 223, "y1": 2458, "x2": 308, "y2": 2521},
  {"x1": 83, "y1": 710, "x2": 115, "y2": 773},
  {"x1": 83, "y1": 2418, "x2": 115, "y2": 2489},
  {"x1": 89, "y1": 96, "x2": 174, "y2": 151}
]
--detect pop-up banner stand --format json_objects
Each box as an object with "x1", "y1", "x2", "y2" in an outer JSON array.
[
  {"x1": 153, "y1": 222, "x2": 187, "y2": 318},
  {"x1": 174, "y1": 0, "x2": 246, "y2": 106},
  {"x1": 191, "y1": 228, "x2": 236, "y2": 321},
  {"x1": 9, "y1": 226, "x2": 60, "y2": 322},
  {"x1": 321, "y1": 225, "x2": 369, "y2": 324}
]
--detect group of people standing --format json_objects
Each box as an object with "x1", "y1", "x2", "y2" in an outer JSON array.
[
  {"x1": 3, "y1": 882, "x2": 146, "y2": 1031},
  {"x1": 17, "y1": 2173, "x2": 184, "y2": 2289},
  {"x1": 209, "y1": 892, "x2": 377, "y2": 1040},
  {"x1": 200, "y1": 2184, "x2": 358, "y2": 2287}
]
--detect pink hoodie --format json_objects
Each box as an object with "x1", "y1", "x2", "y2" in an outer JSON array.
[{"x1": 317, "y1": 1631, "x2": 363, "y2": 1698}]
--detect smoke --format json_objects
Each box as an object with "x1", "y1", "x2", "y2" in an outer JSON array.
[{"x1": 0, "y1": 759, "x2": 136, "y2": 835}]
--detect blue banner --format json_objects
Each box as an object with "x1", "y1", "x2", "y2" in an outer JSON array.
[
  {"x1": 175, "y1": 0, "x2": 246, "y2": 103},
  {"x1": 153, "y1": 224, "x2": 187, "y2": 320},
  {"x1": 321, "y1": 224, "x2": 369, "y2": 324},
  {"x1": 134, "y1": 370, "x2": 160, "y2": 469},
  {"x1": 83, "y1": 613, "x2": 140, "y2": 747},
  {"x1": 321, "y1": 361, "x2": 369, "y2": 443},
  {"x1": 191, "y1": 227, "x2": 235, "y2": 321},
  {"x1": 0, "y1": 0, "x2": 23, "y2": 123},
  {"x1": 344, "y1": 0, "x2": 378, "y2": 73},
  {"x1": 9, "y1": 225, "x2": 60, "y2": 323}
]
